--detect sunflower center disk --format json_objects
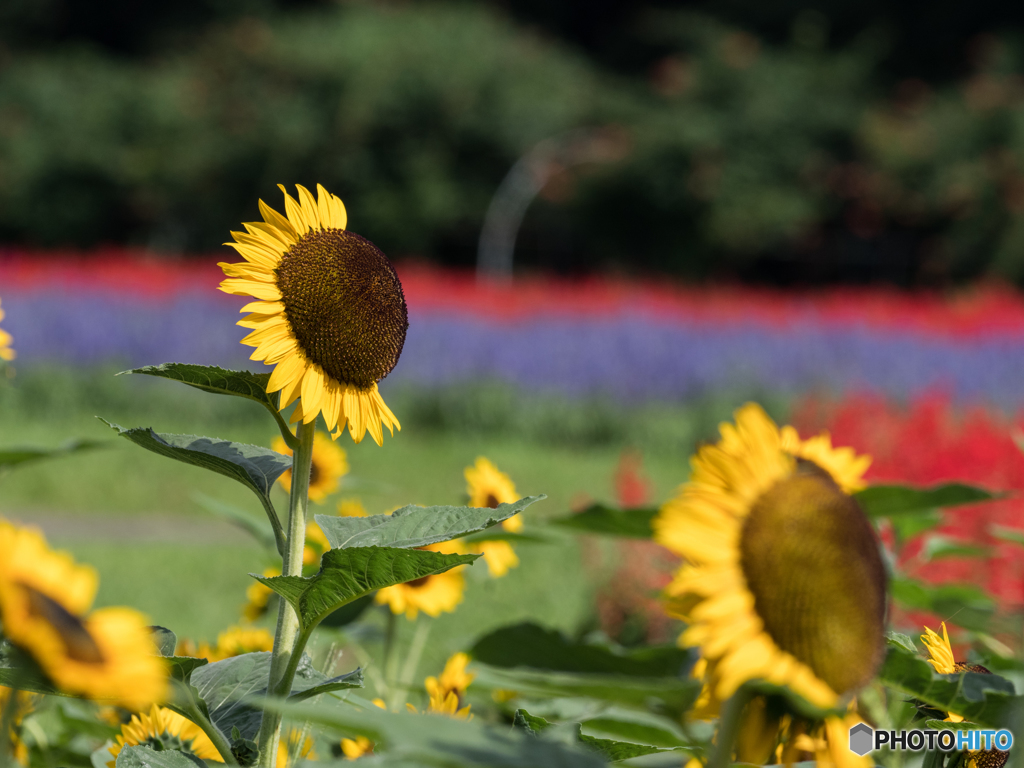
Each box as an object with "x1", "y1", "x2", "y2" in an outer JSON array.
[
  {"x1": 739, "y1": 468, "x2": 887, "y2": 695},
  {"x1": 276, "y1": 229, "x2": 409, "y2": 389}
]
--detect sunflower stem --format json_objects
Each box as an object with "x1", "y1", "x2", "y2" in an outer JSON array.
[
  {"x1": 256, "y1": 419, "x2": 315, "y2": 768},
  {"x1": 382, "y1": 609, "x2": 399, "y2": 701},
  {"x1": 266, "y1": 394, "x2": 301, "y2": 451},
  {"x1": 0, "y1": 683, "x2": 19, "y2": 768},
  {"x1": 708, "y1": 686, "x2": 752, "y2": 768},
  {"x1": 180, "y1": 697, "x2": 239, "y2": 766},
  {"x1": 392, "y1": 617, "x2": 432, "y2": 711}
]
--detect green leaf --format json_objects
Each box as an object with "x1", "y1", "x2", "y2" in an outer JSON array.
[
  {"x1": 891, "y1": 577, "x2": 995, "y2": 633},
  {"x1": 578, "y1": 733, "x2": 670, "y2": 762},
  {"x1": 471, "y1": 622, "x2": 692, "y2": 677},
  {"x1": 103, "y1": 422, "x2": 290, "y2": 501},
  {"x1": 192, "y1": 493, "x2": 277, "y2": 552},
  {"x1": 191, "y1": 651, "x2": 360, "y2": 741},
  {"x1": 886, "y1": 631, "x2": 918, "y2": 654},
  {"x1": 920, "y1": 535, "x2": 988, "y2": 562},
  {"x1": 122, "y1": 364, "x2": 274, "y2": 410},
  {"x1": 115, "y1": 746, "x2": 207, "y2": 768},
  {"x1": 513, "y1": 709, "x2": 554, "y2": 735},
  {"x1": 0, "y1": 641, "x2": 63, "y2": 696},
  {"x1": 165, "y1": 656, "x2": 211, "y2": 721},
  {"x1": 257, "y1": 546, "x2": 478, "y2": 629},
  {"x1": 261, "y1": 697, "x2": 607, "y2": 768},
  {"x1": 889, "y1": 509, "x2": 944, "y2": 542},
  {"x1": 576, "y1": 709, "x2": 692, "y2": 749},
  {"x1": 547, "y1": 504, "x2": 658, "y2": 538},
  {"x1": 315, "y1": 496, "x2": 545, "y2": 550},
  {"x1": 0, "y1": 439, "x2": 104, "y2": 471},
  {"x1": 854, "y1": 484, "x2": 997, "y2": 518},
  {"x1": 878, "y1": 644, "x2": 1020, "y2": 728},
  {"x1": 460, "y1": 530, "x2": 551, "y2": 544},
  {"x1": 514, "y1": 709, "x2": 684, "y2": 762},
  {"x1": 102, "y1": 421, "x2": 288, "y2": 550},
  {"x1": 287, "y1": 669, "x2": 364, "y2": 702},
  {"x1": 149, "y1": 626, "x2": 178, "y2": 657},
  {"x1": 471, "y1": 664, "x2": 700, "y2": 716}
]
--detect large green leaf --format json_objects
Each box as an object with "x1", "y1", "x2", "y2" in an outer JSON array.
[
  {"x1": 878, "y1": 642, "x2": 1020, "y2": 728},
  {"x1": 0, "y1": 439, "x2": 104, "y2": 471},
  {"x1": 891, "y1": 577, "x2": 995, "y2": 633},
  {"x1": 260, "y1": 697, "x2": 607, "y2": 768},
  {"x1": 103, "y1": 422, "x2": 290, "y2": 500},
  {"x1": 920, "y1": 535, "x2": 988, "y2": 562},
  {"x1": 115, "y1": 746, "x2": 207, "y2": 768},
  {"x1": 513, "y1": 709, "x2": 685, "y2": 762},
  {"x1": 471, "y1": 622, "x2": 692, "y2": 677},
  {"x1": 0, "y1": 641, "x2": 63, "y2": 695},
  {"x1": 102, "y1": 421, "x2": 288, "y2": 548},
  {"x1": 315, "y1": 496, "x2": 545, "y2": 550},
  {"x1": 471, "y1": 663, "x2": 700, "y2": 716},
  {"x1": 191, "y1": 651, "x2": 362, "y2": 741},
  {"x1": 122, "y1": 364, "x2": 274, "y2": 410},
  {"x1": 547, "y1": 504, "x2": 658, "y2": 538},
  {"x1": 257, "y1": 546, "x2": 478, "y2": 629},
  {"x1": 854, "y1": 484, "x2": 997, "y2": 518}
]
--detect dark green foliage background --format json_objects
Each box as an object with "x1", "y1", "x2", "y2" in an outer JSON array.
[{"x1": 4, "y1": 2, "x2": 1024, "y2": 283}]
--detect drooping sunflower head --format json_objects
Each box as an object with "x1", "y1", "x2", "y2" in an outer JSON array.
[
  {"x1": 107, "y1": 705, "x2": 223, "y2": 768},
  {"x1": 273, "y1": 432, "x2": 349, "y2": 502},
  {"x1": 0, "y1": 298, "x2": 14, "y2": 362},
  {"x1": 654, "y1": 404, "x2": 886, "y2": 709},
  {"x1": 219, "y1": 184, "x2": 408, "y2": 446},
  {"x1": 374, "y1": 541, "x2": 467, "y2": 620}
]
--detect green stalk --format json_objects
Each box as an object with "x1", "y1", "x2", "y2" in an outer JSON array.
[
  {"x1": 256, "y1": 420, "x2": 315, "y2": 768},
  {"x1": 391, "y1": 618, "x2": 432, "y2": 711},
  {"x1": 0, "y1": 684, "x2": 18, "y2": 768},
  {"x1": 180, "y1": 698, "x2": 238, "y2": 766},
  {"x1": 708, "y1": 686, "x2": 752, "y2": 768}
]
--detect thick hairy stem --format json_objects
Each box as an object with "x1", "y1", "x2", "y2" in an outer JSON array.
[{"x1": 256, "y1": 420, "x2": 315, "y2": 768}]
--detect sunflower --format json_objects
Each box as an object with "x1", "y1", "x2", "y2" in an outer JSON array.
[
  {"x1": 788, "y1": 713, "x2": 873, "y2": 768},
  {"x1": 175, "y1": 637, "x2": 216, "y2": 661},
  {"x1": 408, "y1": 654, "x2": 475, "y2": 719},
  {"x1": 375, "y1": 541, "x2": 467, "y2": 620},
  {"x1": 920, "y1": 622, "x2": 1008, "y2": 764},
  {"x1": 464, "y1": 457, "x2": 523, "y2": 577},
  {"x1": 107, "y1": 705, "x2": 223, "y2": 767},
  {"x1": 219, "y1": 184, "x2": 407, "y2": 446},
  {"x1": 338, "y1": 498, "x2": 368, "y2": 517},
  {"x1": 340, "y1": 736, "x2": 374, "y2": 759},
  {"x1": 0, "y1": 521, "x2": 166, "y2": 708},
  {"x1": 241, "y1": 567, "x2": 280, "y2": 622},
  {"x1": 277, "y1": 728, "x2": 316, "y2": 768},
  {"x1": 0, "y1": 298, "x2": 14, "y2": 362},
  {"x1": 273, "y1": 432, "x2": 349, "y2": 502},
  {"x1": 653, "y1": 404, "x2": 886, "y2": 710},
  {"x1": 214, "y1": 626, "x2": 274, "y2": 658}
]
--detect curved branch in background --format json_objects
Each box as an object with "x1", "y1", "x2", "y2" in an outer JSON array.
[{"x1": 476, "y1": 127, "x2": 630, "y2": 283}]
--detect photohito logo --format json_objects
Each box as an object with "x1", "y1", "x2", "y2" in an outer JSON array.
[{"x1": 848, "y1": 724, "x2": 1013, "y2": 756}]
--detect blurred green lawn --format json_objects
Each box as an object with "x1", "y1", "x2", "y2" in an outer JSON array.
[{"x1": 0, "y1": 366, "x2": 788, "y2": 676}]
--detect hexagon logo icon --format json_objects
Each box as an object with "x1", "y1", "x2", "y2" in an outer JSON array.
[{"x1": 849, "y1": 723, "x2": 874, "y2": 756}]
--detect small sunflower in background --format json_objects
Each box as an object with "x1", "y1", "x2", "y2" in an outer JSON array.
[
  {"x1": 654, "y1": 404, "x2": 886, "y2": 712},
  {"x1": 375, "y1": 541, "x2": 468, "y2": 619},
  {"x1": 425, "y1": 652, "x2": 474, "y2": 719},
  {"x1": 219, "y1": 183, "x2": 408, "y2": 445},
  {"x1": 107, "y1": 705, "x2": 222, "y2": 767},
  {"x1": 340, "y1": 736, "x2": 374, "y2": 759},
  {"x1": 273, "y1": 431, "x2": 349, "y2": 503},
  {"x1": 214, "y1": 626, "x2": 274, "y2": 658},
  {"x1": 0, "y1": 297, "x2": 14, "y2": 362},
  {"x1": 0, "y1": 521, "x2": 167, "y2": 708},
  {"x1": 277, "y1": 728, "x2": 316, "y2": 768},
  {"x1": 337, "y1": 498, "x2": 368, "y2": 517},
  {"x1": 920, "y1": 623, "x2": 1007, "y2": 768},
  {"x1": 241, "y1": 567, "x2": 280, "y2": 623},
  {"x1": 464, "y1": 457, "x2": 523, "y2": 578}
]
